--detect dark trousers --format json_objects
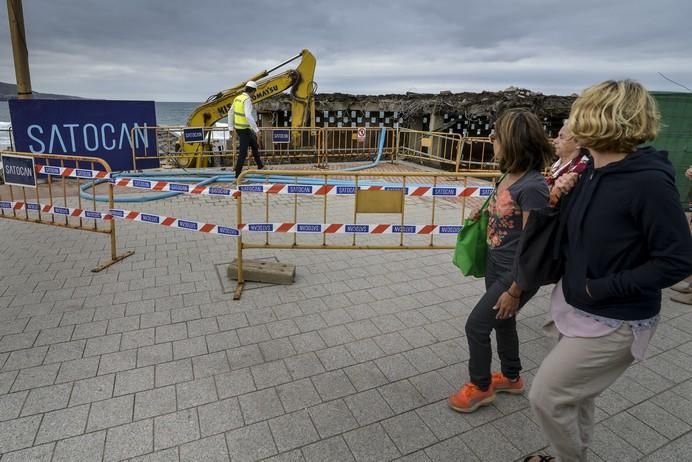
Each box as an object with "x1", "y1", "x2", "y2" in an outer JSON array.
[
  {"x1": 235, "y1": 129, "x2": 263, "y2": 179},
  {"x1": 465, "y1": 258, "x2": 538, "y2": 390}
]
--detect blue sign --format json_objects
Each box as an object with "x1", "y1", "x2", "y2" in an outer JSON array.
[
  {"x1": 183, "y1": 127, "x2": 205, "y2": 143},
  {"x1": 1, "y1": 154, "x2": 36, "y2": 187},
  {"x1": 272, "y1": 129, "x2": 290, "y2": 144},
  {"x1": 9, "y1": 99, "x2": 159, "y2": 171}
]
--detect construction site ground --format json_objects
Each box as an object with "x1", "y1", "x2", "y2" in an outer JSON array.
[{"x1": 0, "y1": 161, "x2": 691, "y2": 462}]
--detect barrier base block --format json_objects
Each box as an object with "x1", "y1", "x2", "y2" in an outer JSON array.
[{"x1": 228, "y1": 259, "x2": 296, "y2": 286}]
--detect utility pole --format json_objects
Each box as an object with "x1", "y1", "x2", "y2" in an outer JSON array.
[{"x1": 7, "y1": 0, "x2": 32, "y2": 99}]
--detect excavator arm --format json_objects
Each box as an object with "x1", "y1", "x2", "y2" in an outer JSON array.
[{"x1": 178, "y1": 49, "x2": 316, "y2": 168}]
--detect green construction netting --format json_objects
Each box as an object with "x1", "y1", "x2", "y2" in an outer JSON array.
[{"x1": 651, "y1": 92, "x2": 692, "y2": 208}]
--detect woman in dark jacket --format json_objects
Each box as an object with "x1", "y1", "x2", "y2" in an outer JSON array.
[{"x1": 525, "y1": 80, "x2": 692, "y2": 462}]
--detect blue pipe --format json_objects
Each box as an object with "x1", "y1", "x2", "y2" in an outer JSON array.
[{"x1": 81, "y1": 127, "x2": 389, "y2": 203}]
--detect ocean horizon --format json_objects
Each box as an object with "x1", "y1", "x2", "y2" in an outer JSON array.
[{"x1": 0, "y1": 100, "x2": 200, "y2": 126}]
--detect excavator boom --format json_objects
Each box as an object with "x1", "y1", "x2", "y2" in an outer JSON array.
[{"x1": 178, "y1": 49, "x2": 316, "y2": 168}]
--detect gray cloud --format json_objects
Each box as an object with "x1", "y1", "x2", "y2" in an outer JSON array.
[{"x1": 1, "y1": 0, "x2": 691, "y2": 100}]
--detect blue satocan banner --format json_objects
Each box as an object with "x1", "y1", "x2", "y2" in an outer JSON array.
[{"x1": 9, "y1": 99, "x2": 159, "y2": 171}]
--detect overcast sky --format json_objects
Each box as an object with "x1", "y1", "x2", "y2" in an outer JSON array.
[{"x1": 1, "y1": 0, "x2": 691, "y2": 101}]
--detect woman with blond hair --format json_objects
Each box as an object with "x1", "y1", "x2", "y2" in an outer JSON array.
[{"x1": 524, "y1": 80, "x2": 692, "y2": 462}]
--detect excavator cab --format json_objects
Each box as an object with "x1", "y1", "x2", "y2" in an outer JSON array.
[{"x1": 176, "y1": 49, "x2": 316, "y2": 169}]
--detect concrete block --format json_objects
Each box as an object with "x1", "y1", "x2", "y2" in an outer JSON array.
[{"x1": 228, "y1": 259, "x2": 296, "y2": 285}]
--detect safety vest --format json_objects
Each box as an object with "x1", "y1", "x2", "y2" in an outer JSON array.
[{"x1": 232, "y1": 93, "x2": 251, "y2": 129}]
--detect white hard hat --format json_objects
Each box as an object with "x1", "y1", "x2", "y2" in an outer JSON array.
[{"x1": 246, "y1": 80, "x2": 258, "y2": 89}]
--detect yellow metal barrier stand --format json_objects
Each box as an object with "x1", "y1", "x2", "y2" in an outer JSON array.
[
  {"x1": 0, "y1": 151, "x2": 134, "y2": 272},
  {"x1": 232, "y1": 169, "x2": 500, "y2": 299}
]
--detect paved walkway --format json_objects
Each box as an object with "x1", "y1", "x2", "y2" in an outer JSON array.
[{"x1": 0, "y1": 178, "x2": 691, "y2": 461}]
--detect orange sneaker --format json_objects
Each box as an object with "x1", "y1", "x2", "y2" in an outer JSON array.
[
  {"x1": 448, "y1": 383, "x2": 495, "y2": 413},
  {"x1": 491, "y1": 372, "x2": 524, "y2": 394}
]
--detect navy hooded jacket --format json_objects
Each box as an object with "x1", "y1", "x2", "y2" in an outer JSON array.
[{"x1": 560, "y1": 146, "x2": 692, "y2": 320}]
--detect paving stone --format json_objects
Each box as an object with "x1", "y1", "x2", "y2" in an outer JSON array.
[
  {"x1": 198, "y1": 397, "x2": 244, "y2": 437},
  {"x1": 225, "y1": 421, "x2": 278, "y2": 461},
  {"x1": 105, "y1": 418, "x2": 154, "y2": 461},
  {"x1": 98, "y1": 349, "x2": 136, "y2": 375},
  {"x1": 217, "y1": 312, "x2": 249, "y2": 331},
  {"x1": 491, "y1": 409, "x2": 547, "y2": 454},
  {"x1": 138, "y1": 342, "x2": 173, "y2": 367},
  {"x1": 226, "y1": 344, "x2": 264, "y2": 369},
  {"x1": 289, "y1": 332, "x2": 327, "y2": 354},
  {"x1": 459, "y1": 423, "x2": 521, "y2": 462},
  {"x1": 640, "y1": 431, "x2": 692, "y2": 462},
  {"x1": 295, "y1": 314, "x2": 327, "y2": 333},
  {"x1": 277, "y1": 378, "x2": 322, "y2": 412},
  {"x1": 250, "y1": 360, "x2": 291, "y2": 389},
  {"x1": 239, "y1": 388, "x2": 285, "y2": 424},
  {"x1": 628, "y1": 401, "x2": 691, "y2": 440},
  {"x1": 428, "y1": 339, "x2": 468, "y2": 365},
  {"x1": 173, "y1": 336, "x2": 208, "y2": 360},
  {"x1": 130, "y1": 447, "x2": 180, "y2": 462},
  {"x1": 0, "y1": 390, "x2": 28, "y2": 420},
  {"x1": 379, "y1": 380, "x2": 427, "y2": 414},
  {"x1": 344, "y1": 389, "x2": 395, "y2": 426},
  {"x1": 260, "y1": 338, "x2": 298, "y2": 361},
  {"x1": 267, "y1": 319, "x2": 301, "y2": 339},
  {"x1": 284, "y1": 352, "x2": 326, "y2": 380},
  {"x1": 56, "y1": 356, "x2": 99, "y2": 383},
  {"x1": 416, "y1": 400, "x2": 473, "y2": 440},
  {"x1": 343, "y1": 422, "x2": 400, "y2": 462},
  {"x1": 319, "y1": 325, "x2": 356, "y2": 347},
  {"x1": 114, "y1": 365, "x2": 154, "y2": 396},
  {"x1": 52, "y1": 431, "x2": 106, "y2": 462},
  {"x1": 0, "y1": 414, "x2": 41, "y2": 453},
  {"x1": 403, "y1": 347, "x2": 446, "y2": 373},
  {"x1": 177, "y1": 376, "x2": 218, "y2": 409},
  {"x1": 302, "y1": 436, "x2": 355, "y2": 462},
  {"x1": 374, "y1": 354, "x2": 418, "y2": 382},
  {"x1": 589, "y1": 424, "x2": 643, "y2": 462},
  {"x1": 135, "y1": 385, "x2": 177, "y2": 420},
  {"x1": 70, "y1": 374, "x2": 115, "y2": 406},
  {"x1": 237, "y1": 325, "x2": 272, "y2": 345},
  {"x1": 425, "y1": 436, "x2": 479, "y2": 462},
  {"x1": 156, "y1": 358, "x2": 193, "y2": 387},
  {"x1": 87, "y1": 394, "x2": 134, "y2": 432},
  {"x1": 21, "y1": 382, "x2": 72, "y2": 416},
  {"x1": 35, "y1": 403, "x2": 89, "y2": 444},
  {"x1": 192, "y1": 351, "x2": 230, "y2": 378},
  {"x1": 156, "y1": 323, "x2": 188, "y2": 344},
  {"x1": 409, "y1": 371, "x2": 455, "y2": 403},
  {"x1": 344, "y1": 361, "x2": 389, "y2": 391},
  {"x1": 3, "y1": 346, "x2": 48, "y2": 371},
  {"x1": 180, "y1": 434, "x2": 230, "y2": 462},
  {"x1": 269, "y1": 409, "x2": 320, "y2": 452},
  {"x1": 140, "y1": 311, "x2": 172, "y2": 329},
  {"x1": 154, "y1": 408, "x2": 199, "y2": 451},
  {"x1": 122, "y1": 328, "x2": 156, "y2": 350},
  {"x1": 317, "y1": 345, "x2": 357, "y2": 371},
  {"x1": 187, "y1": 317, "x2": 219, "y2": 337},
  {"x1": 308, "y1": 399, "x2": 358, "y2": 438},
  {"x1": 312, "y1": 370, "x2": 357, "y2": 401},
  {"x1": 652, "y1": 390, "x2": 692, "y2": 425},
  {"x1": 44, "y1": 339, "x2": 86, "y2": 364},
  {"x1": 603, "y1": 411, "x2": 668, "y2": 452},
  {"x1": 73, "y1": 321, "x2": 109, "y2": 341},
  {"x1": 373, "y1": 332, "x2": 413, "y2": 355},
  {"x1": 345, "y1": 339, "x2": 385, "y2": 363},
  {"x1": 206, "y1": 330, "x2": 240, "y2": 352},
  {"x1": 382, "y1": 411, "x2": 437, "y2": 455},
  {"x1": 107, "y1": 316, "x2": 140, "y2": 335},
  {"x1": 11, "y1": 363, "x2": 59, "y2": 391},
  {"x1": 2, "y1": 442, "x2": 55, "y2": 462},
  {"x1": 215, "y1": 368, "x2": 256, "y2": 399},
  {"x1": 265, "y1": 449, "x2": 306, "y2": 462}
]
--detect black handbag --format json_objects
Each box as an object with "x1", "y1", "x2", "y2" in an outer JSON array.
[{"x1": 513, "y1": 205, "x2": 565, "y2": 290}]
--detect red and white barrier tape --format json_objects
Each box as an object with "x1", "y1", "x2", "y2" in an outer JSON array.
[
  {"x1": 34, "y1": 164, "x2": 112, "y2": 179},
  {"x1": 2, "y1": 201, "x2": 462, "y2": 236},
  {"x1": 238, "y1": 183, "x2": 493, "y2": 197},
  {"x1": 108, "y1": 208, "x2": 240, "y2": 236},
  {"x1": 0, "y1": 200, "x2": 113, "y2": 220},
  {"x1": 112, "y1": 178, "x2": 240, "y2": 198},
  {"x1": 238, "y1": 223, "x2": 462, "y2": 234}
]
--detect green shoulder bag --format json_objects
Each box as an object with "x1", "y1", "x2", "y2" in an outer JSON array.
[{"x1": 452, "y1": 192, "x2": 494, "y2": 278}]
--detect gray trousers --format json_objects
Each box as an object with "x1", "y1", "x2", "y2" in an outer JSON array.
[{"x1": 528, "y1": 324, "x2": 634, "y2": 462}]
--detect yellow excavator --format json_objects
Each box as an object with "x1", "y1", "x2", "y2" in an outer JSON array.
[{"x1": 176, "y1": 49, "x2": 317, "y2": 168}]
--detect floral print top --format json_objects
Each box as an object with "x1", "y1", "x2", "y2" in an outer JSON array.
[{"x1": 486, "y1": 170, "x2": 549, "y2": 269}]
